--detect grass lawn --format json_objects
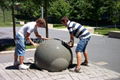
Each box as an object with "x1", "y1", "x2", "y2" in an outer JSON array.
[
  {"x1": 53, "y1": 24, "x2": 66, "y2": 29},
  {"x1": 0, "y1": 45, "x2": 35, "y2": 51},
  {"x1": 54, "y1": 24, "x2": 120, "y2": 35},
  {"x1": 0, "y1": 9, "x2": 12, "y2": 26},
  {"x1": 1, "y1": 22, "x2": 119, "y2": 34},
  {"x1": 94, "y1": 27, "x2": 120, "y2": 35},
  {"x1": 0, "y1": 9, "x2": 22, "y2": 27},
  {"x1": 0, "y1": 21, "x2": 22, "y2": 27}
]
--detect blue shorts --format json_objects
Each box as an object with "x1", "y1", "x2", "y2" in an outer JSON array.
[
  {"x1": 76, "y1": 37, "x2": 91, "y2": 53},
  {"x1": 15, "y1": 33, "x2": 25, "y2": 56}
]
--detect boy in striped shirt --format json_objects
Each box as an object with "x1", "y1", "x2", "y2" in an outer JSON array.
[{"x1": 61, "y1": 17, "x2": 91, "y2": 72}]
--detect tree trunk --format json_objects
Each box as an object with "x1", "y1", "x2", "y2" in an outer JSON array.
[
  {"x1": 44, "y1": 1, "x2": 49, "y2": 38},
  {"x1": 2, "y1": 9, "x2": 5, "y2": 23},
  {"x1": 1, "y1": 8, "x2": 5, "y2": 23},
  {"x1": 12, "y1": 0, "x2": 16, "y2": 40}
]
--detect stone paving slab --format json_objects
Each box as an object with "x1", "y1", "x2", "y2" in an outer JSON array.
[{"x1": 0, "y1": 58, "x2": 120, "y2": 80}]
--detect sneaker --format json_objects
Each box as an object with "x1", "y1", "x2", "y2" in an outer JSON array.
[
  {"x1": 81, "y1": 62, "x2": 88, "y2": 66},
  {"x1": 19, "y1": 64, "x2": 29, "y2": 70},
  {"x1": 13, "y1": 61, "x2": 20, "y2": 66},
  {"x1": 74, "y1": 67, "x2": 81, "y2": 72}
]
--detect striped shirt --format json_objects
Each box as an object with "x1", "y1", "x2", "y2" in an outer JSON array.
[{"x1": 67, "y1": 20, "x2": 91, "y2": 39}]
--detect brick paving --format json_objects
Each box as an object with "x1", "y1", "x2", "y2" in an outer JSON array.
[{"x1": 0, "y1": 58, "x2": 120, "y2": 80}]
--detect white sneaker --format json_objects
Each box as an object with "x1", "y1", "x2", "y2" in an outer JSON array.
[
  {"x1": 14, "y1": 61, "x2": 20, "y2": 66},
  {"x1": 19, "y1": 64, "x2": 29, "y2": 70}
]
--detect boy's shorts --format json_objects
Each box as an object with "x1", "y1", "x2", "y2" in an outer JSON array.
[
  {"x1": 76, "y1": 37, "x2": 91, "y2": 53},
  {"x1": 15, "y1": 33, "x2": 25, "y2": 56}
]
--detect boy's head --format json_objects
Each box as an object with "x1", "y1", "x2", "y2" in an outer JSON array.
[
  {"x1": 61, "y1": 16, "x2": 69, "y2": 26},
  {"x1": 36, "y1": 18, "x2": 46, "y2": 28}
]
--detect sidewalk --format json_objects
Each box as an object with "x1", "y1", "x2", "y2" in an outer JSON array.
[{"x1": 0, "y1": 58, "x2": 120, "y2": 80}]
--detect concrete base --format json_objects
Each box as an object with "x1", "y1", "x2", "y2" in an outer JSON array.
[
  {"x1": 48, "y1": 24, "x2": 53, "y2": 28},
  {"x1": 109, "y1": 31, "x2": 120, "y2": 39},
  {"x1": 16, "y1": 21, "x2": 25, "y2": 25}
]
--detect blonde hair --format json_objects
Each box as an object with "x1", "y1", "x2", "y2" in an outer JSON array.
[{"x1": 36, "y1": 18, "x2": 46, "y2": 27}]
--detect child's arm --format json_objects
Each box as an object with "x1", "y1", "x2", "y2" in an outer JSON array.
[
  {"x1": 26, "y1": 32, "x2": 39, "y2": 47},
  {"x1": 68, "y1": 34, "x2": 74, "y2": 48},
  {"x1": 34, "y1": 31, "x2": 49, "y2": 40}
]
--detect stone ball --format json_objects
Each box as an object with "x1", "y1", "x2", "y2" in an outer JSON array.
[{"x1": 34, "y1": 39, "x2": 73, "y2": 72}]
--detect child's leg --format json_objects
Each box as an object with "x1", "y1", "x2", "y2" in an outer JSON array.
[
  {"x1": 14, "y1": 33, "x2": 25, "y2": 67},
  {"x1": 75, "y1": 39, "x2": 84, "y2": 69},
  {"x1": 75, "y1": 52, "x2": 81, "y2": 72},
  {"x1": 19, "y1": 56, "x2": 29, "y2": 70},
  {"x1": 82, "y1": 37, "x2": 91, "y2": 64},
  {"x1": 14, "y1": 53, "x2": 18, "y2": 62},
  {"x1": 83, "y1": 51, "x2": 88, "y2": 63},
  {"x1": 76, "y1": 52, "x2": 82, "y2": 68},
  {"x1": 19, "y1": 56, "x2": 24, "y2": 64},
  {"x1": 14, "y1": 53, "x2": 20, "y2": 66}
]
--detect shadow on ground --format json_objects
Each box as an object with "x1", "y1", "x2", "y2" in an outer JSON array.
[
  {"x1": 5, "y1": 62, "x2": 76, "y2": 71},
  {"x1": 0, "y1": 38, "x2": 15, "y2": 51}
]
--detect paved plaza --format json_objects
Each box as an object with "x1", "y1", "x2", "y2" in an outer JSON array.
[{"x1": 0, "y1": 58, "x2": 120, "y2": 80}]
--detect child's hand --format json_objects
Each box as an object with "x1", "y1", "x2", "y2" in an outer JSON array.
[
  {"x1": 33, "y1": 43, "x2": 39, "y2": 47},
  {"x1": 67, "y1": 41, "x2": 74, "y2": 48},
  {"x1": 42, "y1": 37, "x2": 50, "y2": 40}
]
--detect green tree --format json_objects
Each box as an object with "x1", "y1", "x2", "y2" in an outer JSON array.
[
  {"x1": 68, "y1": 0, "x2": 117, "y2": 26},
  {"x1": 48, "y1": 0, "x2": 71, "y2": 23},
  {"x1": 88, "y1": 0, "x2": 112, "y2": 26},
  {"x1": 0, "y1": 0, "x2": 17, "y2": 39},
  {"x1": 16, "y1": 0, "x2": 41, "y2": 20},
  {"x1": 110, "y1": 0, "x2": 120, "y2": 28},
  {"x1": 68, "y1": 0, "x2": 93, "y2": 21},
  {"x1": 32, "y1": 0, "x2": 57, "y2": 37},
  {"x1": 0, "y1": 0, "x2": 10, "y2": 23}
]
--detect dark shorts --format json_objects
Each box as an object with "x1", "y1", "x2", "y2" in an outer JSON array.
[{"x1": 76, "y1": 37, "x2": 91, "y2": 53}]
